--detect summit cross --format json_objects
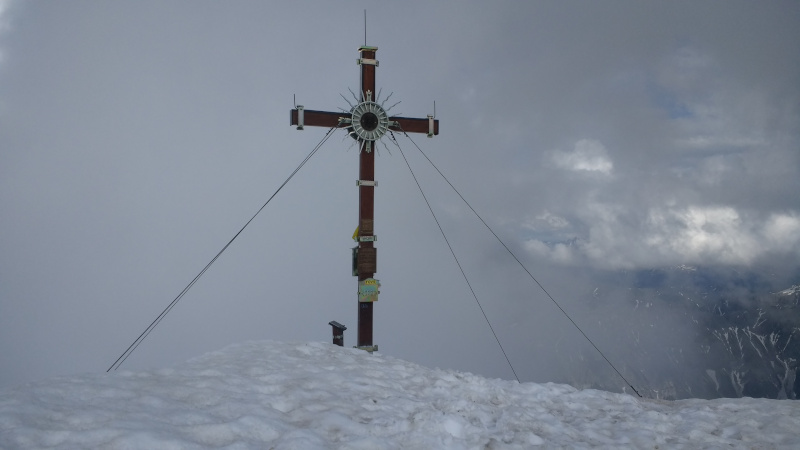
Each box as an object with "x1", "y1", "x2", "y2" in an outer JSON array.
[{"x1": 290, "y1": 45, "x2": 439, "y2": 351}]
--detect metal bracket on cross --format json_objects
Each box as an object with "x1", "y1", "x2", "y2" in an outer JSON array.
[
  {"x1": 358, "y1": 58, "x2": 379, "y2": 67},
  {"x1": 296, "y1": 106, "x2": 304, "y2": 130}
]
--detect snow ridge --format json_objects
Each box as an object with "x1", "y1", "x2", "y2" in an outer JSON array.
[{"x1": 1, "y1": 341, "x2": 798, "y2": 448}]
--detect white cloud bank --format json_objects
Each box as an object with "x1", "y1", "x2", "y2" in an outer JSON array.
[
  {"x1": 522, "y1": 41, "x2": 799, "y2": 271},
  {"x1": 525, "y1": 205, "x2": 800, "y2": 269},
  {"x1": 0, "y1": 0, "x2": 10, "y2": 28},
  {"x1": 551, "y1": 139, "x2": 613, "y2": 175},
  {"x1": 0, "y1": 0, "x2": 9, "y2": 65}
]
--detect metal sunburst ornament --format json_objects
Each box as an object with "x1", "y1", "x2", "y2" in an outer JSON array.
[
  {"x1": 340, "y1": 89, "x2": 401, "y2": 153},
  {"x1": 350, "y1": 91, "x2": 390, "y2": 144}
]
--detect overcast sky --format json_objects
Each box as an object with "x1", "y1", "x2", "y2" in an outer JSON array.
[{"x1": 1, "y1": 1, "x2": 798, "y2": 390}]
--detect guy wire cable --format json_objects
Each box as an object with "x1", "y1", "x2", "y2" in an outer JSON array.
[
  {"x1": 399, "y1": 130, "x2": 642, "y2": 397},
  {"x1": 107, "y1": 127, "x2": 337, "y2": 372},
  {"x1": 389, "y1": 131, "x2": 521, "y2": 383}
]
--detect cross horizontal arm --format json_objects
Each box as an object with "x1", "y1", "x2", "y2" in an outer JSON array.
[
  {"x1": 291, "y1": 109, "x2": 350, "y2": 129},
  {"x1": 390, "y1": 116, "x2": 439, "y2": 136},
  {"x1": 290, "y1": 109, "x2": 439, "y2": 136}
]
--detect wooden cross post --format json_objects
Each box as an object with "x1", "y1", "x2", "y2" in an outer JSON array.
[{"x1": 290, "y1": 45, "x2": 439, "y2": 352}]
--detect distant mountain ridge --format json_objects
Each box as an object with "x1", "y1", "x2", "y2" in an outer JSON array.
[{"x1": 566, "y1": 265, "x2": 799, "y2": 400}]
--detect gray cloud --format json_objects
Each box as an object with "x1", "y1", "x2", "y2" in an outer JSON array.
[{"x1": 1, "y1": 1, "x2": 798, "y2": 391}]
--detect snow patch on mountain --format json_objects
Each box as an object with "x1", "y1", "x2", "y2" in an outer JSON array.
[{"x1": 777, "y1": 285, "x2": 800, "y2": 296}]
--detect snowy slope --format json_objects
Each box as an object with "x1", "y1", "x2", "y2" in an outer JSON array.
[{"x1": 1, "y1": 341, "x2": 798, "y2": 449}]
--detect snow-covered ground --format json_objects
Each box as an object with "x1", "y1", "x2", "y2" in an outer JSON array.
[{"x1": 1, "y1": 341, "x2": 798, "y2": 449}]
